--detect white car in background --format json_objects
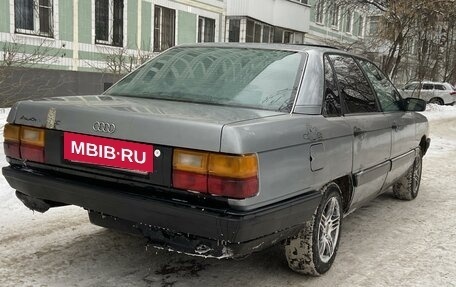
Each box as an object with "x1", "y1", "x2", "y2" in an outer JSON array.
[{"x1": 400, "y1": 81, "x2": 456, "y2": 105}]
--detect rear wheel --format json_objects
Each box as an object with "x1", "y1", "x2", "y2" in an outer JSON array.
[
  {"x1": 429, "y1": 98, "x2": 444, "y2": 105},
  {"x1": 284, "y1": 183, "x2": 342, "y2": 275},
  {"x1": 393, "y1": 149, "x2": 423, "y2": 200}
]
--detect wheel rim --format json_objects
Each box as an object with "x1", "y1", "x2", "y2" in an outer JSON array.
[
  {"x1": 317, "y1": 197, "x2": 341, "y2": 263},
  {"x1": 412, "y1": 154, "x2": 422, "y2": 196}
]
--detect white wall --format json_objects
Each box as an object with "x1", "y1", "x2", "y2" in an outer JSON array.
[{"x1": 226, "y1": 0, "x2": 310, "y2": 32}]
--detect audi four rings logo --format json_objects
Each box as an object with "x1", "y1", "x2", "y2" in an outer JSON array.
[{"x1": 92, "y1": 121, "x2": 116, "y2": 133}]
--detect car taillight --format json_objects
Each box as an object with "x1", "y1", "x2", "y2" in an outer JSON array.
[
  {"x1": 3, "y1": 124, "x2": 45, "y2": 163},
  {"x1": 173, "y1": 149, "x2": 209, "y2": 193},
  {"x1": 172, "y1": 149, "x2": 259, "y2": 199},
  {"x1": 4, "y1": 124, "x2": 21, "y2": 159},
  {"x1": 450, "y1": 91, "x2": 456, "y2": 95}
]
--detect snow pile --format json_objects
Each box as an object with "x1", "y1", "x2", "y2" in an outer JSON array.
[
  {"x1": 0, "y1": 109, "x2": 14, "y2": 210},
  {"x1": 420, "y1": 103, "x2": 456, "y2": 121}
]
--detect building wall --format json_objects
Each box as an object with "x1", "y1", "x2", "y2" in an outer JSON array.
[
  {"x1": 306, "y1": 0, "x2": 367, "y2": 46},
  {"x1": 0, "y1": 0, "x2": 224, "y2": 104},
  {"x1": 226, "y1": 0, "x2": 310, "y2": 33},
  {"x1": 0, "y1": 0, "x2": 225, "y2": 73}
]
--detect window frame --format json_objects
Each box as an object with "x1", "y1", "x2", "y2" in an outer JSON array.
[
  {"x1": 357, "y1": 15, "x2": 365, "y2": 38},
  {"x1": 355, "y1": 57, "x2": 404, "y2": 113},
  {"x1": 326, "y1": 52, "x2": 382, "y2": 115},
  {"x1": 153, "y1": 5, "x2": 176, "y2": 52},
  {"x1": 322, "y1": 54, "x2": 343, "y2": 117},
  {"x1": 434, "y1": 84, "x2": 446, "y2": 91},
  {"x1": 227, "y1": 18, "x2": 241, "y2": 42},
  {"x1": 94, "y1": 0, "x2": 124, "y2": 47},
  {"x1": 14, "y1": 0, "x2": 54, "y2": 37},
  {"x1": 345, "y1": 12, "x2": 353, "y2": 34},
  {"x1": 329, "y1": 4, "x2": 340, "y2": 29},
  {"x1": 198, "y1": 16, "x2": 215, "y2": 43},
  {"x1": 315, "y1": 0, "x2": 325, "y2": 24}
]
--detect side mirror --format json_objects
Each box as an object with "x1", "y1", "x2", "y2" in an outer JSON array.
[{"x1": 402, "y1": 97, "x2": 426, "y2": 112}]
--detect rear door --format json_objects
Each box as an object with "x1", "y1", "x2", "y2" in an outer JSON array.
[
  {"x1": 420, "y1": 83, "x2": 435, "y2": 101},
  {"x1": 328, "y1": 54, "x2": 391, "y2": 209}
]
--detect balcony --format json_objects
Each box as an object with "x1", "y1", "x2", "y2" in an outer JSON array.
[{"x1": 226, "y1": 0, "x2": 311, "y2": 32}]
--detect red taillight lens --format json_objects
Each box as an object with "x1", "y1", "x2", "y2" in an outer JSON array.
[
  {"x1": 450, "y1": 91, "x2": 456, "y2": 95},
  {"x1": 172, "y1": 149, "x2": 259, "y2": 199},
  {"x1": 20, "y1": 144, "x2": 45, "y2": 163},
  {"x1": 4, "y1": 141, "x2": 20, "y2": 159},
  {"x1": 3, "y1": 124, "x2": 45, "y2": 163},
  {"x1": 208, "y1": 176, "x2": 259, "y2": 199},
  {"x1": 4, "y1": 124, "x2": 21, "y2": 159},
  {"x1": 172, "y1": 170, "x2": 207, "y2": 193}
]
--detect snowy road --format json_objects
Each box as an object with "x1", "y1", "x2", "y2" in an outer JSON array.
[{"x1": 1, "y1": 106, "x2": 456, "y2": 287}]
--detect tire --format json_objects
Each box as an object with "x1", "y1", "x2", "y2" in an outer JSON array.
[
  {"x1": 429, "y1": 98, "x2": 444, "y2": 105},
  {"x1": 393, "y1": 149, "x2": 423, "y2": 200},
  {"x1": 284, "y1": 183, "x2": 342, "y2": 276}
]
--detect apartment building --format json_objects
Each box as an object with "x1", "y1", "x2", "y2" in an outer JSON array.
[
  {"x1": 225, "y1": 0, "x2": 311, "y2": 44},
  {"x1": 0, "y1": 0, "x2": 225, "y2": 72},
  {"x1": 0, "y1": 0, "x2": 374, "y2": 104},
  {"x1": 306, "y1": 0, "x2": 367, "y2": 46}
]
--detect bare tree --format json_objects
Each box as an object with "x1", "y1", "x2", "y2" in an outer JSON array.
[
  {"x1": 331, "y1": 0, "x2": 456, "y2": 83},
  {"x1": 0, "y1": 35, "x2": 63, "y2": 106},
  {"x1": 86, "y1": 44, "x2": 156, "y2": 76}
]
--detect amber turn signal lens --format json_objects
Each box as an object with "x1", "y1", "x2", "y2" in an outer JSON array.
[
  {"x1": 20, "y1": 127, "x2": 45, "y2": 147},
  {"x1": 4, "y1": 124, "x2": 20, "y2": 142},
  {"x1": 208, "y1": 154, "x2": 258, "y2": 179},
  {"x1": 173, "y1": 149, "x2": 209, "y2": 174}
]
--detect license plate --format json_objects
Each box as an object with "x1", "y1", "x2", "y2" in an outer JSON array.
[{"x1": 63, "y1": 132, "x2": 154, "y2": 173}]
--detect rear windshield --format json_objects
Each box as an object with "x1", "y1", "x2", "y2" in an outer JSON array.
[{"x1": 106, "y1": 47, "x2": 304, "y2": 112}]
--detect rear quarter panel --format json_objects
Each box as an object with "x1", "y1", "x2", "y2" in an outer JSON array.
[{"x1": 221, "y1": 115, "x2": 353, "y2": 210}]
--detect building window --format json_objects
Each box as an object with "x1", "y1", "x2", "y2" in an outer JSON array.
[
  {"x1": 329, "y1": 4, "x2": 340, "y2": 28},
  {"x1": 228, "y1": 19, "x2": 240, "y2": 42},
  {"x1": 246, "y1": 19, "x2": 254, "y2": 42},
  {"x1": 14, "y1": 0, "x2": 53, "y2": 37},
  {"x1": 154, "y1": 5, "x2": 175, "y2": 52},
  {"x1": 95, "y1": 0, "x2": 123, "y2": 46},
  {"x1": 345, "y1": 12, "x2": 353, "y2": 33},
  {"x1": 198, "y1": 16, "x2": 215, "y2": 42},
  {"x1": 357, "y1": 15, "x2": 364, "y2": 37},
  {"x1": 315, "y1": 0, "x2": 325, "y2": 24},
  {"x1": 262, "y1": 25, "x2": 272, "y2": 43},
  {"x1": 273, "y1": 28, "x2": 293, "y2": 44},
  {"x1": 245, "y1": 19, "x2": 273, "y2": 43},
  {"x1": 369, "y1": 16, "x2": 380, "y2": 36}
]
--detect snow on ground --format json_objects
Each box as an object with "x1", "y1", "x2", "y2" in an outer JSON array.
[
  {"x1": 0, "y1": 106, "x2": 455, "y2": 287},
  {"x1": 421, "y1": 104, "x2": 456, "y2": 156}
]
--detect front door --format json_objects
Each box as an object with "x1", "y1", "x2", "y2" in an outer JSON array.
[{"x1": 357, "y1": 59, "x2": 416, "y2": 188}]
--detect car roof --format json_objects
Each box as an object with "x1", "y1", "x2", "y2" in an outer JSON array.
[{"x1": 177, "y1": 42, "x2": 343, "y2": 54}]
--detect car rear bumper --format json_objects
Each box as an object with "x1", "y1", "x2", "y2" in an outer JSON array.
[{"x1": 2, "y1": 166, "x2": 321, "y2": 257}]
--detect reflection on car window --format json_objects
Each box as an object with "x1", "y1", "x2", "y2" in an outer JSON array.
[
  {"x1": 323, "y1": 56, "x2": 341, "y2": 116},
  {"x1": 404, "y1": 83, "x2": 418, "y2": 90},
  {"x1": 329, "y1": 55, "x2": 379, "y2": 114},
  {"x1": 358, "y1": 59, "x2": 401, "y2": 112},
  {"x1": 422, "y1": 84, "x2": 434, "y2": 90},
  {"x1": 106, "y1": 47, "x2": 303, "y2": 112}
]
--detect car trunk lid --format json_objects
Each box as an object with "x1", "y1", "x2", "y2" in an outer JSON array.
[{"x1": 11, "y1": 95, "x2": 283, "y2": 152}]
